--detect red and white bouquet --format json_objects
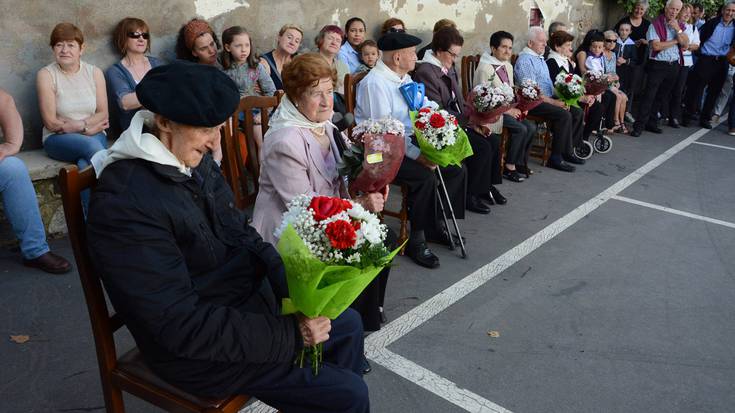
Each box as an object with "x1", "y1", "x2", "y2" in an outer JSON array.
[
  {"x1": 464, "y1": 81, "x2": 515, "y2": 125},
  {"x1": 411, "y1": 107, "x2": 474, "y2": 167},
  {"x1": 276, "y1": 194, "x2": 401, "y2": 374},
  {"x1": 339, "y1": 118, "x2": 406, "y2": 193},
  {"x1": 514, "y1": 78, "x2": 543, "y2": 117},
  {"x1": 554, "y1": 72, "x2": 585, "y2": 107}
]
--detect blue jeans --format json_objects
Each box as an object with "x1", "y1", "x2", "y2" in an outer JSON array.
[
  {"x1": 0, "y1": 156, "x2": 49, "y2": 259},
  {"x1": 730, "y1": 73, "x2": 735, "y2": 129},
  {"x1": 44, "y1": 132, "x2": 107, "y2": 209}
]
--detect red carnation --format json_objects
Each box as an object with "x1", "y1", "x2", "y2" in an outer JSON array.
[
  {"x1": 419, "y1": 107, "x2": 432, "y2": 114},
  {"x1": 325, "y1": 220, "x2": 357, "y2": 250},
  {"x1": 429, "y1": 113, "x2": 446, "y2": 128},
  {"x1": 565, "y1": 74, "x2": 573, "y2": 83},
  {"x1": 415, "y1": 120, "x2": 427, "y2": 130},
  {"x1": 309, "y1": 196, "x2": 352, "y2": 221},
  {"x1": 453, "y1": 117, "x2": 458, "y2": 126}
]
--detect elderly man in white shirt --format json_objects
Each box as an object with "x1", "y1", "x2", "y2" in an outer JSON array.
[{"x1": 355, "y1": 31, "x2": 466, "y2": 270}]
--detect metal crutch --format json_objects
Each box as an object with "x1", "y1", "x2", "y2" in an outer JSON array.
[{"x1": 435, "y1": 168, "x2": 467, "y2": 258}]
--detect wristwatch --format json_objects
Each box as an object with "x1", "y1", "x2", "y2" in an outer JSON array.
[
  {"x1": 82, "y1": 120, "x2": 88, "y2": 133},
  {"x1": 677, "y1": 29, "x2": 683, "y2": 34}
]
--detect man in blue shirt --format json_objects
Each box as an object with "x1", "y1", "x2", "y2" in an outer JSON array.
[
  {"x1": 684, "y1": 1, "x2": 735, "y2": 128},
  {"x1": 631, "y1": 0, "x2": 689, "y2": 136},
  {"x1": 514, "y1": 26, "x2": 584, "y2": 172}
]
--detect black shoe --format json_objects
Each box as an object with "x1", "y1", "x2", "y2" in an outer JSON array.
[
  {"x1": 681, "y1": 116, "x2": 691, "y2": 127},
  {"x1": 630, "y1": 128, "x2": 642, "y2": 137},
  {"x1": 668, "y1": 119, "x2": 681, "y2": 128},
  {"x1": 406, "y1": 241, "x2": 440, "y2": 268},
  {"x1": 426, "y1": 228, "x2": 465, "y2": 247},
  {"x1": 503, "y1": 168, "x2": 525, "y2": 182},
  {"x1": 466, "y1": 194, "x2": 491, "y2": 214},
  {"x1": 564, "y1": 154, "x2": 586, "y2": 165},
  {"x1": 548, "y1": 160, "x2": 576, "y2": 172},
  {"x1": 700, "y1": 121, "x2": 713, "y2": 129},
  {"x1": 361, "y1": 355, "x2": 372, "y2": 374},
  {"x1": 489, "y1": 186, "x2": 507, "y2": 205},
  {"x1": 645, "y1": 125, "x2": 663, "y2": 134},
  {"x1": 516, "y1": 165, "x2": 533, "y2": 178}
]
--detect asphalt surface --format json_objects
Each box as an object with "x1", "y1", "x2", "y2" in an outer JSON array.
[{"x1": 1, "y1": 122, "x2": 734, "y2": 413}]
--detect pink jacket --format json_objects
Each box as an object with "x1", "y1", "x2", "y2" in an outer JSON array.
[{"x1": 251, "y1": 125, "x2": 347, "y2": 245}]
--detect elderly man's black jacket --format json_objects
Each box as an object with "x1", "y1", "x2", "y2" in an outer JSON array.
[{"x1": 87, "y1": 154, "x2": 300, "y2": 397}]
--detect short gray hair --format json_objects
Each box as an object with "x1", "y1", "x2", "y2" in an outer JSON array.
[
  {"x1": 528, "y1": 26, "x2": 545, "y2": 41},
  {"x1": 664, "y1": 0, "x2": 682, "y2": 8}
]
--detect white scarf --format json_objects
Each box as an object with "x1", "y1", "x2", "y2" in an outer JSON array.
[
  {"x1": 546, "y1": 50, "x2": 572, "y2": 73},
  {"x1": 371, "y1": 60, "x2": 410, "y2": 85},
  {"x1": 418, "y1": 49, "x2": 448, "y2": 74},
  {"x1": 479, "y1": 52, "x2": 513, "y2": 80},
  {"x1": 91, "y1": 110, "x2": 190, "y2": 177},
  {"x1": 264, "y1": 94, "x2": 334, "y2": 139}
]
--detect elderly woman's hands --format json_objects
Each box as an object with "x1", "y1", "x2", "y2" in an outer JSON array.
[{"x1": 356, "y1": 191, "x2": 386, "y2": 213}]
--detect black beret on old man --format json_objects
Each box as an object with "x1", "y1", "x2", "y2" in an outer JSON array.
[
  {"x1": 377, "y1": 31, "x2": 422, "y2": 51},
  {"x1": 136, "y1": 62, "x2": 240, "y2": 127}
]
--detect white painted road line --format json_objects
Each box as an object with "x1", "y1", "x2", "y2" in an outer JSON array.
[
  {"x1": 612, "y1": 195, "x2": 735, "y2": 229},
  {"x1": 692, "y1": 141, "x2": 735, "y2": 151},
  {"x1": 370, "y1": 348, "x2": 513, "y2": 413}
]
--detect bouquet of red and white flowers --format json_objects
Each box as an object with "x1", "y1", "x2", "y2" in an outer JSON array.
[
  {"x1": 411, "y1": 107, "x2": 473, "y2": 167},
  {"x1": 464, "y1": 81, "x2": 515, "y2": 125},
  {"x1": 275, "y1": 195, "x2": 401, "y2": 374},
  {"x1": 583, "y1": 70, "x2": 611, "y2": 96},
  {"x1": 338, "y1": 118, "x2": 406, "y2": 193},
  {"x1": 554, "y1": 72, "x2": 585, "y2": 107},
  {"x1": 514, "y1": 78, "x2": 543, "y2": 117}
]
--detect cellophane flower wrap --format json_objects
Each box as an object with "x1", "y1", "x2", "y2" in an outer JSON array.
[
  {"x1": 554, "y1": 72, "x2": 585, "y2": 108},
  {"x1": 583, "y1": 70, "x2": 611, "y2": 96},
  {"x1": 464, "y1": 81, "x2": 515, "y2": 125},
  {"x1": 410, "y1": 107, "x2": 473, "y2": 167},
  {"x1": 338, "y1": 118, "x2": 406, "y2": 193},
  {"x1": 514, "y1": 79, "x2": 543, "y2": 118},
  {"x1": 276, "y1": 195, "x2": 402, "y2": 374}
]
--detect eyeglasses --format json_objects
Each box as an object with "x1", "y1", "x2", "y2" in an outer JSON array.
[
  {"x1": 388, "y1": 27, "x2": 406, "y2": 33},
  {"x1": 127, "y1": 32, "x2": 150, "y2": 40},
  {"x1": 447, "y1": 50, "x2": 460, "y2": 59},
  {"x1": 604, "y1": 39, "x2": 617, "y2": 43}
]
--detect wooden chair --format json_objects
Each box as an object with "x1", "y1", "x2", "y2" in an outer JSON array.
[
  {"x1": 221, "y1": 93, "x2": 283, "y2": 209},
  {"x1": 58, "y1": 165, "x2": 251, "y2": 413},
  {"x1": 344, "y1": 73, "x2": 409, "y2": 254},
  {"x1": 460, "y1": 54, "x2": 481, "y2": 100}
]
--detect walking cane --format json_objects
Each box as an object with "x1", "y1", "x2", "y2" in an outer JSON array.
[{"x1": 435, "y1": 168, "x2": 467, "y2": 258}]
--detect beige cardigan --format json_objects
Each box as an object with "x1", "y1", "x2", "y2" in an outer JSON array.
[{"x1": 473, "y1": 52, "x2": 515, "y2": 134}]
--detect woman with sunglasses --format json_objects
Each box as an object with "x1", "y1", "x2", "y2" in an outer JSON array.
[{"x1": 106, "y1": 17, "x2": 162, "y2": 131}]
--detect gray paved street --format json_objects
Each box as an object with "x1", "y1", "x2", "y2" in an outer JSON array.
[{"x1": 2, "y1": 123, "x2": 734, "y2": 412}]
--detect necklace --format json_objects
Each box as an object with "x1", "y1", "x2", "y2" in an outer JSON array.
[{"x1": 125, "y1": 56, "x2": 149, "y2": 82}]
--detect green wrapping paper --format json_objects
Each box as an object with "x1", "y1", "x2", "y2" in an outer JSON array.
[
  {"x1": 277, "y1": 224, "x2": 402, "y2": 319},
  {"x1": 410, "y1": 111, "x2": 474, "y2": 168}
]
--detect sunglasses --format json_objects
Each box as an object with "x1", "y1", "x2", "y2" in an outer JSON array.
[
  {"x1": 388, "y1": 28, "x2": 406, "y2": 33},
  {"x1": 604, "y1": 39, "x2": 617, "y2": 43},
  {"x1": 127, "y1": 32, "x2": 150, "y2": 40}
]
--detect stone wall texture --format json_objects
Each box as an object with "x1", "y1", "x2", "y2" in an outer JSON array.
[{"x1": 1, "y1": 0, "x2": 621, "y2": 149}]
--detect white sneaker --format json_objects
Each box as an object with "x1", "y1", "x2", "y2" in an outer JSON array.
[{"x1": 728, "y1": 128, "x2": 735, "y2": 136}]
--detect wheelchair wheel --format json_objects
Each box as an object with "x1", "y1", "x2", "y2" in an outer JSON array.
[
  {"x1": 594, "y1": 135, "x2": 613, "y2": 153},
  {"x1": 574, "y1": 140, "x2": 594, "y2": 159}
]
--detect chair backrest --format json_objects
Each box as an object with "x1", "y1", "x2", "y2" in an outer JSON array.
[
  {"x1": 343, "y1": 72, "x2": 367, "y2": 139},
  {"x1": 460, "y1": 54, "x2": 481, "y2": 100},
  {"x1": 221, "y1": 93, "x2": 283, "y2": 209},
  {"x1": 58, "y1": 165, "x2": 125, "y2": 408}
]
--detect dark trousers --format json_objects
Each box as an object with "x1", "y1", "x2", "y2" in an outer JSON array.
[
  {"x1": 569, "y1": 105, "x2": 584, "y2": 152},
  {"x1": 238, "y1": 309, "x2": 368, "y2": 413},
  {"x1": 394, "y1": 156, "x2": 466, "y2": 233},
  {"x1": 502, "y1": 114, "x2": 536, "y2": 166},
  {"x1": 528, "y1": 102, "x2": 573, "y2": 157},
  {"x1": 663, "y1": 65, "x2": 690, "y2": 121},
  {"x1": 684, "y1": 55, "x2": 730, "y2": 120},
  {"x1": 634, "y1": 60, "x2": 680, "y2": 131},
  {"x1": 350, "y1": 229, "x2": 396, "y2": 331},
  {"x1": 464, "y1": 128, "x2": 501, "y2": 194}
]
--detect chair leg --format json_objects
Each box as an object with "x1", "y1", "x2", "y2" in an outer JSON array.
[{"x1": 102, "y1": 380, "x2": 125, "y2": 413}]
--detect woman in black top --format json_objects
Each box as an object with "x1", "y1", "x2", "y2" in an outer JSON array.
[
  {"x1": 259, "y1": 24, "x2": 303, "y2": 90},
  {"x1": 614, "y1": 1, "x2": 651, "y2": 64}
]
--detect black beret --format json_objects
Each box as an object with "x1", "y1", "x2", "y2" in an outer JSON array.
[
  {"x1": 377, "y1": 32, "x2": 423, "y2": 51},
  {"x1": 136, "y1": 62, "x2": 240, "y2": 127}
]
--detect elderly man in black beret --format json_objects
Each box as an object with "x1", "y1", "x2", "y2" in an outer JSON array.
[
  {"x1": 355, "y1": 31, "x2": 467, "y2": 269},
  {"x1": 86, "y1": 62, "x2": 369, "y2": 413}
]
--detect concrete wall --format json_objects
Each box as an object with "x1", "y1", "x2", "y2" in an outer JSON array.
[{"x1": 1, "y1": 0, "x2": 614, "y2": 149}]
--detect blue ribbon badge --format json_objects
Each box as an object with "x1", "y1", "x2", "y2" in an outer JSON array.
[{"x1": 399, "y1": 82, "x2": 425, "y2": 111}]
